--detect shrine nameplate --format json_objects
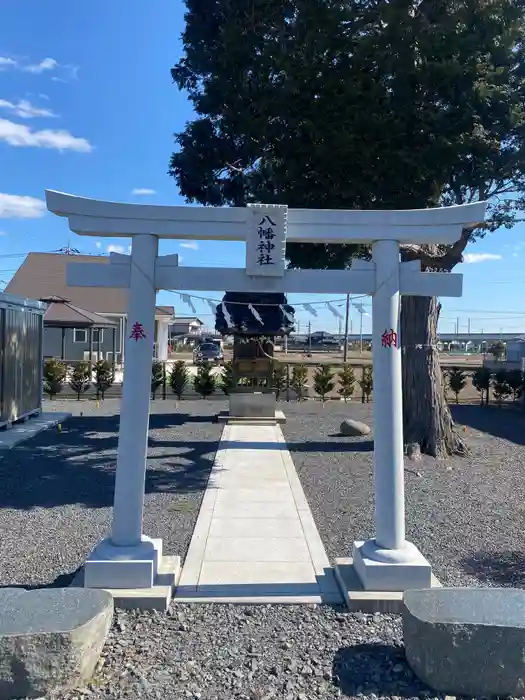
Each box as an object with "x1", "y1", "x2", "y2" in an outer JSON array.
[{"x1": 235, "y1": 359, "x2": 270, "y2": 378}]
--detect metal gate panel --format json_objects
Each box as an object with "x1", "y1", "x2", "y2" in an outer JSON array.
[{"x1": 0, "y1": 293, "x2": 45, "y2": 425}]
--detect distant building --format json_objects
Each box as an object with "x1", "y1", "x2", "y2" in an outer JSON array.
[
  {"x1": 5, "y1": 253, "x2": 175, "y2": 362},
  {"x1": 505, "y1": 337, "x2": 525, "y2": 364},
  {"x1": 170, "y1": 317, "x2": 204, "y2": 337}
]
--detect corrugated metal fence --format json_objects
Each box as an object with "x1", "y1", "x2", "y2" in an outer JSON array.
[{"x1": 0, "y1": 292, "x2": 45, "y2": 426}]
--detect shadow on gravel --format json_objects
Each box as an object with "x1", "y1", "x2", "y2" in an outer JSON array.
[
  {"x1": 462, "y1": 550, "x2": 525, "y2": 587},
  {"x1": 333, "y1": 644, "x2": 428, "y2": 697},
  {"x1": 450, "y1": 405, "x2": 525, "y2": 445},
  {"x1": 0, "y1": 413, "x2": 218, "y2": 511},
  {"x1": 0, "y1": 567, "x2": 81, "y2": 590},
  {"x1": 224, "y1": 439, "x2": 374, "y2": 453}
]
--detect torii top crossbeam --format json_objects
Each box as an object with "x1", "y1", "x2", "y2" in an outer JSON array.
[{"x1": 46, "y1": 191, "x2": 486, "y2": 245}]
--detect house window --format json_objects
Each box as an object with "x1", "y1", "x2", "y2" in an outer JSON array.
[
  {"x1": 74, "y1": 329, "x2": 104, "y2": 343},
  {"x1": 73, "y1": 329, "x2": 87, "y2": 343}
]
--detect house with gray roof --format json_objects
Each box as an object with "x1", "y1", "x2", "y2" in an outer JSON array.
[{"x1": 5, "y1": 253, "x2": 175, "y2": 363}]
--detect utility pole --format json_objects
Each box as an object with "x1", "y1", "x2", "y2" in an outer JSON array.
[
  {"x1": 308, "y1": 321, "x2": 312, "y2": 353},
  {"x1": 360, "y1": 312, "x2": 364, "y2": 354},
  {"x1": 467, "y1": 317, "x2": 471, "y2": 335},
  {"x1": 343, "y1": 294, "x2": 350, "y2": 362}
]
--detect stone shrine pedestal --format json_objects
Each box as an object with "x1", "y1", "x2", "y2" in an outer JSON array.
[{"x1": 218, "y1": 392, "x2": 286, "y2": 424}]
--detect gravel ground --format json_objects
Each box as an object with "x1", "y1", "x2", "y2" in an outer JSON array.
[
  {"x1": 0, "y1": 398, "x2": 223, "y2": 588},
  {"x1": 60, "y1": 605, "x2": 437, "y2": 700},
  {"x1": 281, "y1": 399, "x2": 525, "y2": 588},
  {"x1": 4, "y1": 397, "x2": 525, "y2": 699}
]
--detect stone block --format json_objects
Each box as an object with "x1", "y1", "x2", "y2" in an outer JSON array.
[
  {"x1": 340, "y1": 419, "x2": 371, "y2": 436},
  {"x1": 83, "y1": 536, "x2": 162, "y2": 589},
  {"x1": 0, "y1": 587, "x2": 113, "y2": 699},
  {"x1": 229, "y1": 392, "x2": 276, "y2": 418},
  {"x1": 403, "y1": 587, "x2": 525, "y2": 697}
]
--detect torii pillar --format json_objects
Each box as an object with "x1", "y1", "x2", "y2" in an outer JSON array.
[{"x1": 349, "y1": 238, "x2": 429, "y2": 593}]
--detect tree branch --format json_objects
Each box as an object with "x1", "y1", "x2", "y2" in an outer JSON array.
[{"x1": 401, "y1": 228, "x2": 471, "y2": 271}]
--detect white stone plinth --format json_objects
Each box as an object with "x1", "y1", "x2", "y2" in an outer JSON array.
[
  {"x1": 352, "y1": 540, "x2": 432, "y2": 592},
  {"x1": 83, "y1": 536, "x2": 162, "y2": 589}
]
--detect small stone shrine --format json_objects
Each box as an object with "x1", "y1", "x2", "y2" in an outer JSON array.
[{"x1": 215, "y1": 291, "x2": 294, "y2": 421}]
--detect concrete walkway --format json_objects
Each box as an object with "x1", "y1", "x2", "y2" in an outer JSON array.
[
  {"x1": 0, "y1": 412, "x2": 70, "y2": 452},
  {"x1": 176, "y1": 423, "x2": 342, "y2": 604}
]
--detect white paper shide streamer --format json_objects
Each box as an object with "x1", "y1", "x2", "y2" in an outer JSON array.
[
  {"x1": 221, "y1": 302, "x2": 234, "y2": 329},
  {"x1": 303, "y1": 303, "x2": 318, "y2": 317},
  {"x1": 354, "y1": 302, "x2": 370, "y2": 317},
  {"x1": 248, "y1": 303, "x2": 264, "y2": 324},
  {"x1": 206, "y1": 299, "x2": 217, "y2": 315},
  {"x1": 326, "y1": 302, "x2": 342, "y2": 319},
  {"x1": 279, "y1": 304, "x2": 295, "y2": 324},
  {"x1": 180, "y1": 293, "x2": 196, "y2": 314}
]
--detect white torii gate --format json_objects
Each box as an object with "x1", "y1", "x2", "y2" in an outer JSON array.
[{"x1": 46, "y1": 191, "x2": 486, "y2": 594}]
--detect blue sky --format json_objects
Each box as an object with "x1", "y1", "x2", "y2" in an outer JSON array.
[{"x1": 0, "y1": 0, "x2": 524, "y2": 336}]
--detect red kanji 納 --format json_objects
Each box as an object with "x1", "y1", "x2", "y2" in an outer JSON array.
[
  {"x1": 129, "y1": 321, "x2": 146, "y2": 341},
  {"x1": 381, "y1": 328, "x2": 398, "y2": 348}
]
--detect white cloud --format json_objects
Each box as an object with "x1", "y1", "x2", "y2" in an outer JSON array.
[
  {"x1": 180, "y1": 242, "x2": 199, "y2": 250},
  {"x1": 132, "y1": 188, "x2": 156, "y2": 196},
  {"x1": 51, "y1": 65, "x2": 79, "y2": 83},
  {"x1": 0, "y1": 98, "x2": 56, "y2": 119},
  {"x1": 0, "y1": 193, "x2": 46, "y2": 219},
  {"x1": 95, "y1": 241, "x2": 102, "y2": 249},
  {"x1": 0, "y1": 57, "x2": 17, "y2": 69},
  {"x1": 0, "y1": 118, "x2": 92, "y2": 152},
  {"x1": 23, "y1": 57, "x2": 58, "y2": 74},
  {"x1": 0, "y1": 56, "x2": 78, "y2": 82},
  {"x1": 107, "y1": 244, "x2": 125, "y2": 254},
  {"x1": 463, "y1": 252, "x2": 502, "y2": 264},
  {"x1": 0, "y1": 230, "x2": 7, "y2": 236}
]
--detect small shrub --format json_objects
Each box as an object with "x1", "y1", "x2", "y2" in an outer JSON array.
[
  {"x1": 313, "y1": 364, "x2": 335, "y2": 403},
  {"x1": 447, "y1": 367, "x2": 467, "y2": 404},
  {"x1": 193, "y1": 361, "x2": 215, "y2": 398},
  {"x1": 69, "y1": 361, "x2": 91, "y2": 400},
  {"x1": 492, "y1": 369, "x2": 511, "y2": 406},
  {"x1": 338, "y1": 364, "x2": 356, "y2": 403},
  {"x1": 170, "y1": 360, "x2": 189, "y2": 400},
  {"x1": 151, "y1": 361, "x2": 165, "y2": 398},
  {"x1": 220, "y1": 360, "x2": 235, "y2": 396},
  {"x1": 507, "y1": 369, "x2": 524, "y2": 403},
  {"x1": 472, "y1": 366, "x2": 492, "y2": 405},
  {"x1": 94, "y1": 360, "x2": 114, "y2": 400},
  {"x1": 488, "y1": 340, "x2": 506, "y2": 361},
  {"x1": 273, "y1": 363, "x2": 287, "y2": 400},
  {"x1": 43, "y1": 358, "x2": 67, "y2": 399},
  {"x1": 290, "y1": 364, "x2": 308, "y2": 401},
  {"x1": 359, "y1": 365, "x2": 373, "y2": 403}
]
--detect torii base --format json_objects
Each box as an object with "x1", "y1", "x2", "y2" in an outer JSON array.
[
  {"x1": 71, "y1": 536, "x2": 180, "y2": 611},
  {"x1": 352, "y1": 539, "x2": 433, "y2": 592},
  {"x1": 334, "y1": 556, "x2": 441, "y2": 614}
]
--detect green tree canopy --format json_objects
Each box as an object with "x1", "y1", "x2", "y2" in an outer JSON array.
[{"x1": 170, "y1": 0, "x2": 525, "y2": 455}]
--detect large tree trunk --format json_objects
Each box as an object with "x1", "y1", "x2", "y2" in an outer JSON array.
[{"x1": 401, "y1": 295, "x2": 468, "y2": 458}]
